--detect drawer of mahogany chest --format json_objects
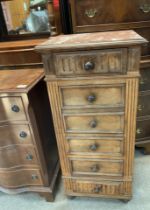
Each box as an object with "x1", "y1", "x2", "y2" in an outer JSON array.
[
  {"x1": 136, "y1": 118, "x2": 150, "y2": 139},
  {"x1": 0, "y1": 96, "x2": 26, "y2": 122},
  {"x1": 70, "y1": 159, "x2": 123, "y2": 177},
  {"x1": 0, "y1": 124, "x2": 33, "y2": 147},
  {"x1": 0, "y1": 169, "x2": 43, "y2": 188},
  {"x1": 135, "y1": 27, "x2": 150, "y2": 56},
  {"x1": 137, "y1": 93, "x2": 150, "y2": 117},
  {"x1": 139, "y1": 67, "x2": 150, "y2": 91},
  {"x1": 70, "y1": 0, "x2": 150, "y2": 28},
  {"x1": 61, "y1": 84, "x2": 125, "y2": 108},
  {"x1": 64, "y1": 179, "x2": 126, "y2": 196},
  {"x1": 0, "y1": 145, "x2": 38, "y2": 169},
  {"x1": 67, "y1": 138, "x2": 123, "y2": 156},
  {"x1": 54, "y1": 49, "x2": 127, "y2": 76},
  {"x1": 63, "y1": 113, "x2": 124, "y2": 134}
]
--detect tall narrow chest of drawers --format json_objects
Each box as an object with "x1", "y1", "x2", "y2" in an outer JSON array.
[
  {"x1": 0, "y1": 69, "x2": 59, "y2": 201},
  {"x1": 36, "y1": 31, "x2": 146, "y2": 201}
]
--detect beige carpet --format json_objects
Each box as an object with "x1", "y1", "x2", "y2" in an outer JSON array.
[{"x1": 0, "y1": 150, "x2": 150, "y2": 210}]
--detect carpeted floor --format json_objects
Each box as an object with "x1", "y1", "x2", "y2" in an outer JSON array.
[{"x1": 0, "y1": 150, "x2": 150, "y2": 210}]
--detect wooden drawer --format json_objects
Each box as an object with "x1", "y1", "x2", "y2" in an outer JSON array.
[
  {"x1": 63, "y1": 113, "x2": 124, "y2": 134},
  {"x1": 137, "y1": 93, "x2": 150, "y2": 117},
  {"x1": 67, "y1": 138, "x2": 123, "y2": 156},
  {"x1": 64, "y1": 179, "x2": 127, "y2": 197},
  {"x1": 70, "y1": 0, "x2": 150, "y2": 32},
  {"x1": 0, "y1": 169, "x2": 43, "y2": 188},
  {"x1": 0, "y1": 97, "x2": 26, "y2": 122},
  {"x1": 71, "y1": 159, "x2": 123, "y2": 177},
  {"x1": 136, "y1": 118, "x2": 150, "y2": 139},
  {"x1": 0, "y1": 124, "x2": 33, "y2": 147},
  {"x1": 54, "y1": 49, "x2": 127, "y2": 76},
  {"x1": 0, "y1": 145, "x2": 38, "y2": 169},
  {"x1": 139, "y1": 67, "x2": 150, "y2": 91},
  {"x1": 135, "y1": 27, "x2": 150, "y2": 56},
  {"x1": 61, "y1": 84, "x2": 125, "y2": 109}
]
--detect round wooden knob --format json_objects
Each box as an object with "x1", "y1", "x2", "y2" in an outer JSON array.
[
  {"x1": 89, "y1": 144, "x2": 98, "y2": 151},
  {"x1": 26, "y1": 154, "x2": 33, "y2": 160},
  {"x1": 90, "y1": 164, "x2": 99, "y2": 172},
  {"x1": 90, "y1": 120, "x2": 97, "y2": 128},
  {"x1": 11, "y1": 105, "x2": 20, "y2": 112},
  {"x1": 20, "y1": 131, "x2": 27, "y2": 138},
  {"x1": 93, "y1": 186, "x2": 102, "y2": 194},
  {"x1": 31, "y1": 174, "x2": 38, "y2": 180},
  {"x1": 84, "y1": 61, "x2": 95, "y2": 71},
  {"x1": 87, "y1": 94, "x2": 96, "y2": 103}
]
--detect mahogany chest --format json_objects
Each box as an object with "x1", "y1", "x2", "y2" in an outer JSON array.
[{"x1": 36, "y1": 30, "x2": 146, "y2": 200}]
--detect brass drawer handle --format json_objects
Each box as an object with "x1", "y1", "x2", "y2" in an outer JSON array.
[
  {"x1": 26, "y1": 154, "x2": 33, "y2": 160},
  {"x1": 31, "y1": 174, "x2": 38, "y2": 180},
  {"x1": 90, "y1": 164, "x2": 100, "y2": 172},
  {"x1": 85, "y1": 9, "x2": 98, "y2": 18},
  {"x1": 89, "y1": 143, "x2": 99, "y2": 151},
  {"x1": 20, "y1": 131, "x2": 27, "y2": 138},
  {"x1": 140, "y1": 4, "x2": 150, "y2": 13},
  {"x1": 140, "y1": 78, "x2": 146, "y2": 85},
  {"x1": 90, "y1": 120, "x2": 97, "y2": 128},
  {"x1": 138, "y1": 104, "x2": 144, "y2": 112},
  {"x1": 87, "y1": 94, "x2": 96, "y2": 103},
  {"x1": 92, "y1": 186, "x2": 102, "y2": 194},
  {"x1": 84, "y1": 61, "x2": 95, "y2": 71},
  {"x1": 136, "y1": 128, "x2": 143, "y2": 134},
  {"x1": 11, "y1": 105, "x2": 20, "y2": 113}
]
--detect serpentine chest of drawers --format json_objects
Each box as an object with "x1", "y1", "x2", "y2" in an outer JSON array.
[
  {"x1": 0, "y1": 69, "x2": 59, "y2": 201},
  {"x1": 36, "y1": 31, "x2": 146, "y2": 200},
  {"x1": 67, "y1": 0, "x2": 150, "y2": 153}
]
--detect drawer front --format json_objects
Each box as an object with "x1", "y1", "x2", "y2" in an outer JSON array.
[
  {"x1": 0, "y1": 125, "x2": 33, "y2": 147},
  {"x1": 71, "y1": 0, "x2": 150, "y2": 27},
  {"x1": 0, "y1": 97, "x2": 26, "y2": 122},
  {"x1": 135, "y1": 27, "x2": 150, "y2": 56},
  {"x1": 71, "y1": 159, "x2": 123, "y2": 177},
  {"x1": 136, "y1": 118, "x2": 150, "y2": 139},
  {"x1": 64, "y1": 113, "x2": 124, "y2": 133},
  {"x1": 137, "y1": 93, "x2": 150, "y2": 117},
  {"x1": 61, "y1": 85, "x2": 125, "y2": 108},
  {"x1": 54, "y1": 49, "x2": 127, "y2": 76},
  {"x1": 64, "y1": 179, "x2": 127, "y2": 196},
  {"x1": 0, "y1": 146, "x2": 38, "y2": 169},
  {"x1": 139, "y1": 67, "x2": 150, "y2": 91},
  {"x1": 67, "y1": 138, "x2": 123, "y2": 156},
  {"x1": 0, "y1": 169, "x2": 43, "y2": 188}
]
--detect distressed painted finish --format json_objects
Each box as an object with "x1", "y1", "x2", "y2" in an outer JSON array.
[{"x1": 36, "y1": 31, "x2": 146, "y2": 200}]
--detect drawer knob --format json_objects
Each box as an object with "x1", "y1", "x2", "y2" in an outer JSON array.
[
  {"x1": 140, "y1": 4, "x2": 150, "y2": 13},
  {"x1": 20, "y1": 131, "x2": 27, "y2": 138},
  {"x1": 87, "y1": 94, "x2": 96, "y2": 103},
  {"x1": 91, "y1": 164, "x2": 99, "y2": 172},
  {"x1": 85, "y1": 9, "x2": 97, "y2": 18},
  {"x1": 93, "y1": 186, "x2": 102, "y2": 194},
  {"x1": 84, "y1": 61, "x2": 95, "y2": 71},
  {"x1": 136, "y1": 128, "x2": 142, "y2": 134},
  {"x1": 26, "y1": 154, "x2": 33, "y2": 160},
  {"x1": 31, "y1": 174, "x2": 38, "y2": 180},
  {"x1": 11, "y1": 105, "x2": 20, "y2": 113},
  {"x1": 89, "y1": 144, "x2": 98, "y2": 151},
  {"x1": 90, "y1": 120, "x2": 97, "y2": 128}
]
